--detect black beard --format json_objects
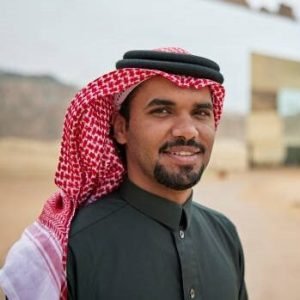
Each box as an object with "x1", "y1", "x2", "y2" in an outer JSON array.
[{"x1": 154, "y1": 163, "x2": 205, "y2": 191}]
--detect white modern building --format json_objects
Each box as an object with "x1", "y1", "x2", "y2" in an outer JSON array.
[
  {"x1": 94, "y1": 0, "x2": 300, "y2": 167},
  {"x1": 1, "y1": 0, "x2": 300, "y2": 167}
]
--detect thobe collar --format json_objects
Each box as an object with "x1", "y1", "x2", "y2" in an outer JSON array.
[{"x1": 120, "y1": 179, "x2": 193, "y2": 231}]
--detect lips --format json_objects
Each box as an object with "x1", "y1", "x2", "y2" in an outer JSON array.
[
  {"x1": 162, "y1": 146, "x2": 203, "y2": 156},
  {"x1": 158, "y1": 139, "x2": 206, "y2": 165},
  {"x1": 160, "y1": 146, "x2": 203, "y2": 166},
  {"x1": 159, "y1": 139, "x2": 206, "y2": 156},
  {"x1": 170, "y1": 151, "x2": 197, "y2": 156}
]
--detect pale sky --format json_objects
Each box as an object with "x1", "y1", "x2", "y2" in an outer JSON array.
[
  {"x1": 0, "y1": 0, "x2": 299, "y2": 113},
  {"x1": 0, "y1": 0, "x2": 299, "y2": 85}
]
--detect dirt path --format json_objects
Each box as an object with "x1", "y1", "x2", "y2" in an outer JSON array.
[
  {"x1": 0, "y1": 169, "x2": 299, "y2": 300},
  {"x1": 195, "y1": 168, "x2": 300, "y2": 300}
]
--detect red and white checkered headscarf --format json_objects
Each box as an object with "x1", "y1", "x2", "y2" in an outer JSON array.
[{"x1": 0, "y1": 48, "x2": 225, "y2": 300}]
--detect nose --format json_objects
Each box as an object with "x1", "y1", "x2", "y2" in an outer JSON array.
[{"x1": 171, "y1": 115, "x2": 198, "y2": 140}]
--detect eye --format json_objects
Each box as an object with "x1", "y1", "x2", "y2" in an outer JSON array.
[
  {"x1": 149, "y1": 107, "x2": 172, "y2": 116},
  {"x1": 193, "y1": 109, "x2": 212, "y2": 119}
]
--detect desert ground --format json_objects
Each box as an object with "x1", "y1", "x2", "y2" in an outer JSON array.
[{"x1": 0, "y1": 139, "x2": 299, "y2": 300}]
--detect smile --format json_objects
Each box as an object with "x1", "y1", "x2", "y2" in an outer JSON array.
[
  {"x1": 160, "y1": 146, "x2": 203, "y2": 164},
  {"x1": 161, "y1": 145, "x2": 203, "y2": 155},
  {"x1": 169, "y1": 151, "x2": 200, "y2": 156}
]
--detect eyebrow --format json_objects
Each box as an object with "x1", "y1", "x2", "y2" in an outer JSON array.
[
  {"x1": 145, "y1": 98, "x2": 175, "y2": 108},
  {"x1": 145, "y1": 98, "x2": 214, "y2": 110},
  {"x1": 192, "y1": 102, "x2": 213, "y2": 110}
]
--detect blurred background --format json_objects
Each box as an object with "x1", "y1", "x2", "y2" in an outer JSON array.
[{"x1": 0, "y1": 0, "x2": 299, "y2": 299}]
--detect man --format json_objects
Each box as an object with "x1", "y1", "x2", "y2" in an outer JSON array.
[
  {"x1": 0, "y1": 47, "x2": 247, "y2": 300},
  {"x1": 67, "y1": 49, "x2": 247, "y2": 299}
]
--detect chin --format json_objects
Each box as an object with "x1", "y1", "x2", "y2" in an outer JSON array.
[{"x1": 154, "y1": 163, "x2": 205, "y2": 191}]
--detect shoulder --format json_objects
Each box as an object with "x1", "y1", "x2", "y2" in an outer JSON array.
[
  {"x1": 193, "y1": 201, "x2": 235, "y2": 227},
  {"x1": 192, "y1": 201, "x2": 239, "y2": 244},
  {"x1": 69, "y1": 189, "x2": 128, "y2": 238}
]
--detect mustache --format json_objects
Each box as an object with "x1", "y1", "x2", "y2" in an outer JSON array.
[{"x1": 159, "y1": 138, "x2": 206, "y2": 153}]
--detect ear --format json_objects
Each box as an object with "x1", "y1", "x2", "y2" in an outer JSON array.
[{"x1": 112, "y1": 112, "x2": 128, "y2": 145}]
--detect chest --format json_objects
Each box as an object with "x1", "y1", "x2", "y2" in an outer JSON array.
[{"x1": 73, "y1": 219, "x2": 240, "y2": 300}]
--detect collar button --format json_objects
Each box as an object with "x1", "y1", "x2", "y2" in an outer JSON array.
[
  {"x1": 190, "y1": 288, "x2": 196, "y2": 299},
  {"x1": 179, "y1": 230, "x2": 185, "y2": 239}
]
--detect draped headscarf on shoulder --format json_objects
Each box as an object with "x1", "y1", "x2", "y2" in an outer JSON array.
[{"x1": 0, "y1": 47, "x2": 225, "y2": 300}]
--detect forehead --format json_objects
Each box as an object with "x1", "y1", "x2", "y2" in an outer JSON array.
[{"x1": 132, "y1": 76, "x2": 212, "y2": 105}]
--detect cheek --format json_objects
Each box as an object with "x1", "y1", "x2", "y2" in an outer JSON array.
[
  {"x1": 199, "y1": 121, "x2": 215, "y2": 138},
  {"x1": 130, "y1": 117, "x2": 165, "y2": 140},
  {"x1": 207, "y1": 126, "x2": 216, "y2": 143},
  {"x1": 199, "y1": 124, "x2": 216, "y2": 153},
  {"x1": 127, "y1": 119, "x2": 157, "y2": 151}
]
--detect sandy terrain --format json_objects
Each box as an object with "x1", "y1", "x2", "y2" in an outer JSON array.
[
  {"x1": 195, "y1": 168, "x2": 300, "y2": 300},
  {"x1": 0, "y1": 139, "x2": 299, "y2": 300}
]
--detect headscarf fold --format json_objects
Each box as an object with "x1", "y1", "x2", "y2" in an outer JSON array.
[{"x1": 0, "y1": 48, "x2": 225, "y2": 300}]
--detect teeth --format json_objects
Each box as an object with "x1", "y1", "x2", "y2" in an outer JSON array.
[{"x1": 171, "y1": 151, "x2": 194, "y2": 156}]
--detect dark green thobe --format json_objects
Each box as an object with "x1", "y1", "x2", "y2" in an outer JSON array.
[{"x1": 67, "y1": 179, "x2": 248, "y2": 300}]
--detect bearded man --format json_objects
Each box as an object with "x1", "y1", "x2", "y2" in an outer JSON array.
[{"x1": 0, "y1": 47, "x2": 248, "y2": 300}]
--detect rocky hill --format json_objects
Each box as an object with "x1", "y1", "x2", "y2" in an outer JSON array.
[
  {"x1": 0, "y1": 71, "x2": 78, "y2": 140},
  {"x1": 220, "y1": 0, "x2": 297, "y2": 20},
  {"x1": 0, "y1": 70, "x2": 248, "y2": 141}
]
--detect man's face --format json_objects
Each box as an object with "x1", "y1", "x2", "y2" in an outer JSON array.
[{"x1": 113, "y1": 76, "x2": 216, "y2": 193}]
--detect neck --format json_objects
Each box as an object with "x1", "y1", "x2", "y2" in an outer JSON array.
[{"x1": 127, "y1": 174, "x2": 192, "y2": 205}]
